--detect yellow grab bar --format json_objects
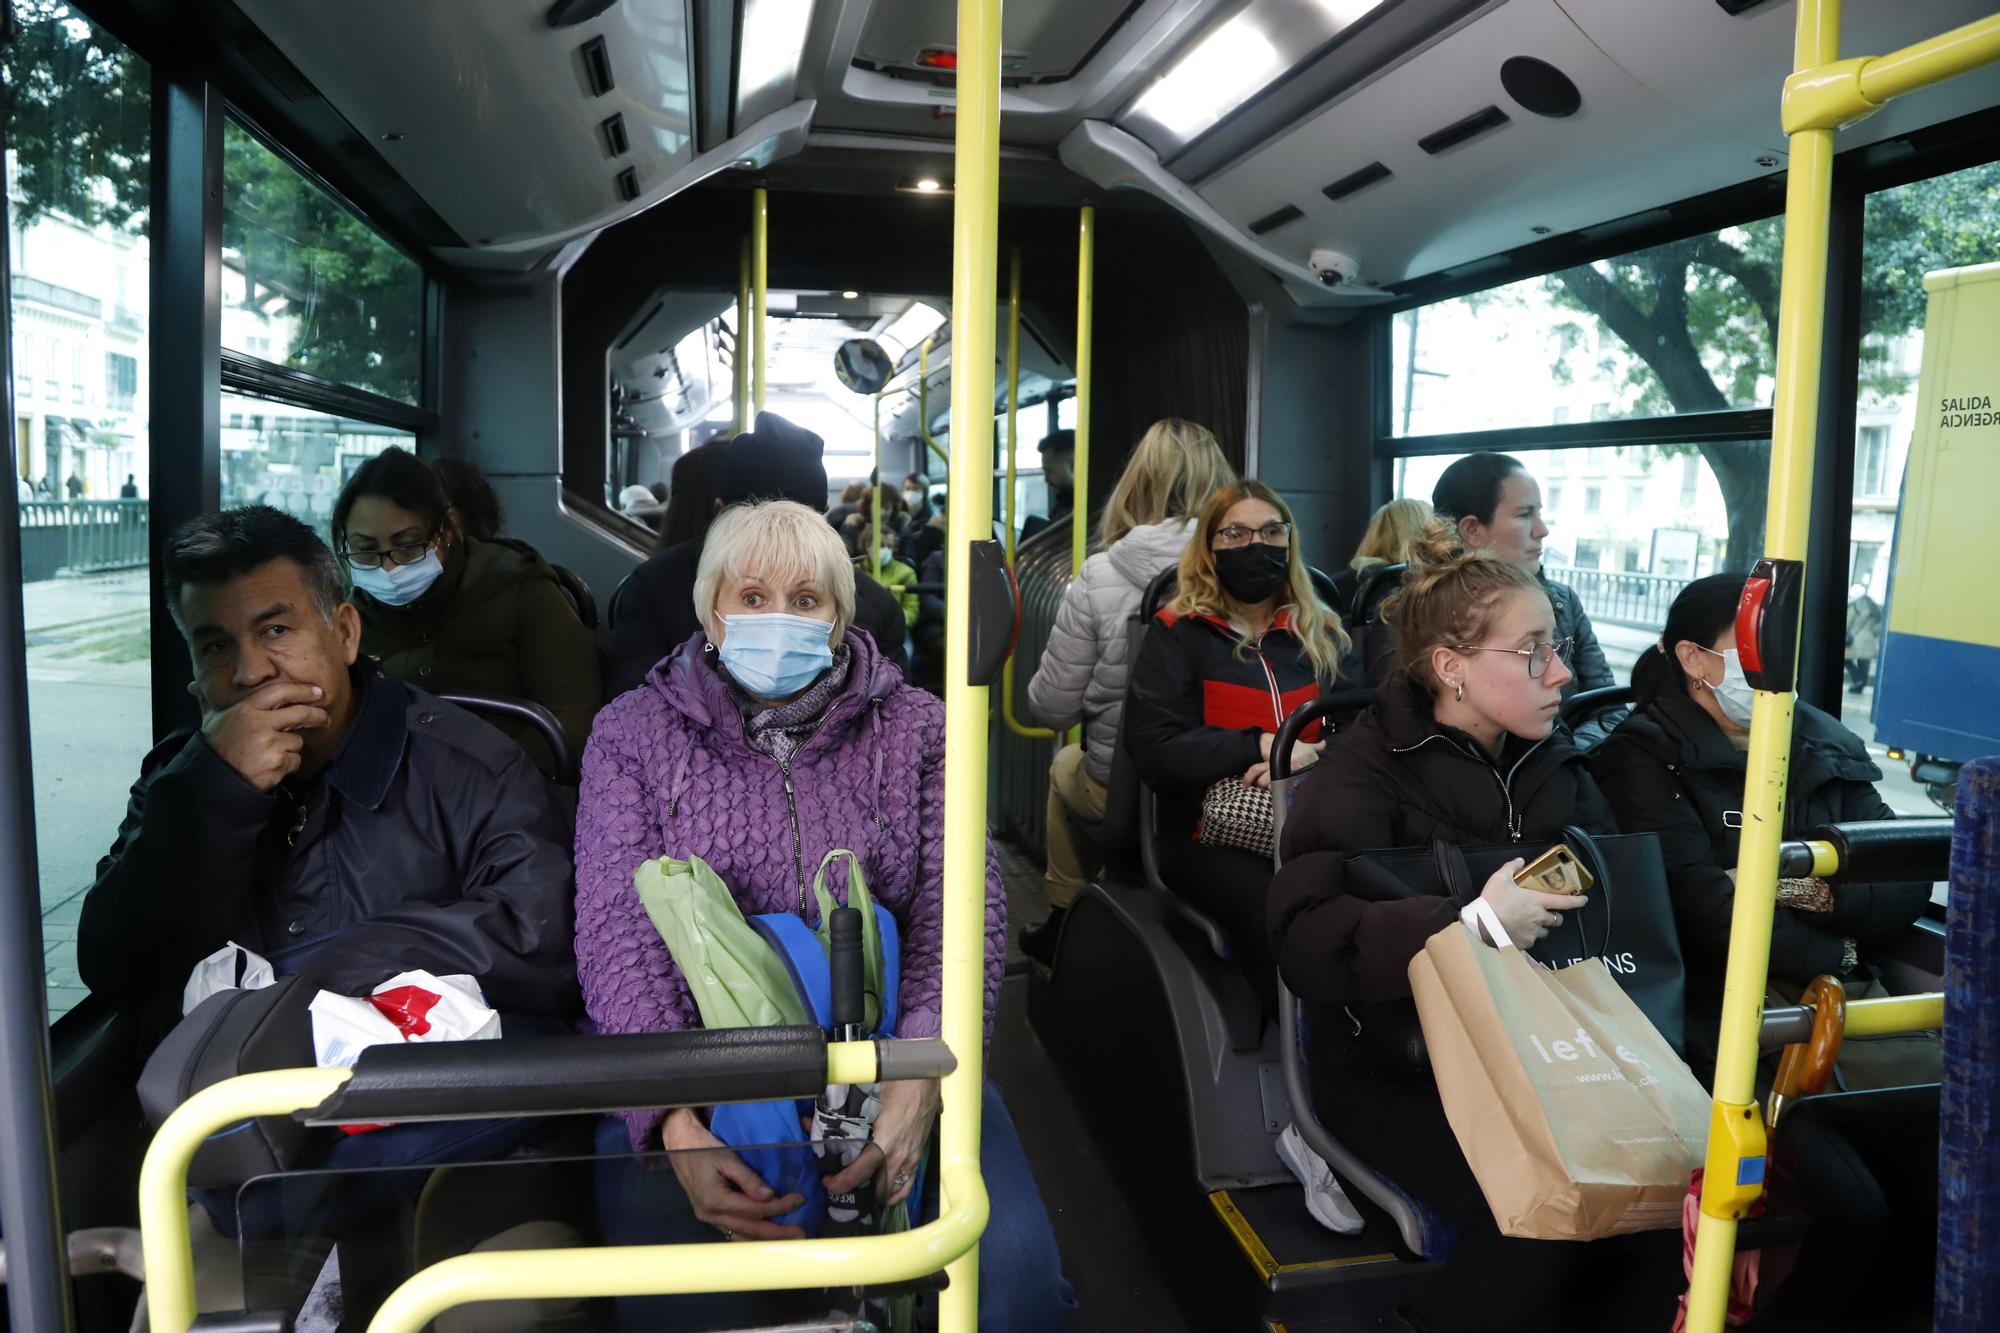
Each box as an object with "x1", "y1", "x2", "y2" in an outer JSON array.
[
  {"x1": 1685, "y1": 2, "x2": 1995, "y2": 1328},
  {"x1": 1072, "y1": 204, "x2": 1095, "y2": 579},
  {"x1": 1001, "y1": 245, "x2": 1059, "y2": 741},
  {"x1": 917, "y1": 337, "x2": 949, "y2": 466},
  {"x1": 751, "y1": 188, "x2": 768, "y2": 414},
  {"x1": 735, "y1": 237, "x2": 751, "y2": 436}
]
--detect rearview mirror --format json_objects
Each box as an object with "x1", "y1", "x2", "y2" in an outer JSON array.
[{"x1": 834, "y1": 338, "x2": 894, "y2": 395}]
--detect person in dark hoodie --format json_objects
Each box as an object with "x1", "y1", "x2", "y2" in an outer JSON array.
[
  {"x1": 603, "y1": 413, "x2": 910, "y2": 697},
  {"x1": 1587, "y1": 572, "x2": 1931, "y2": 1073},
  {"x1": 334, "y1": 448, "x2": 600, "y2": 776},
  {"x1": 1267, "y1": 518, "x2": 1609, "y2": 1229}
]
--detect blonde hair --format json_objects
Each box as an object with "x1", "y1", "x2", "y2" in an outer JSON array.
[
  {"x1": 1169, "y1": 480, "x2": 1351, "y2": 683},
  {"x1": 1380, "y1": 518, "x2": 1541, "y2": 696},
  {"x1": 1351, "y1": 497, "x2": 1433, "y2": 571},
  {"x1": 695, "y1": 500, "x2": 856, "y2": 647},
  {"x1": 1100, "y1": 419, "x2": 1237, "y2": 546}
]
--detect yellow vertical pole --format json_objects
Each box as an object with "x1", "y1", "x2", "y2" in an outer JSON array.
[
  {"x1": 751, "y1": 188, "x2": 769, "y2": 414},
  {"x1": 940, "y1": 0, "x2": 1001, "y2": 1324},
  {"x1": 871, "y1": 397, "x2": 883, "y2": 575},
  {"x1": 1005, "y1": 247, "x2": 1021, "y2": 566},
  {"x1": 735, "y1": 238, "x2": 751, "y2": 436},
  {"x1": 1685, "y1": 3, "x2": 1839, "y2": 1330},
  {"x1": 1000, "y1": 248, "x2": 1057, "y2": 740},
  {"x1": 1072, "y1": 205, "x2": 1095, "y2": 576}
]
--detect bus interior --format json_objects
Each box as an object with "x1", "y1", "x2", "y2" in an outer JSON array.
[{"x1": 2, "y1": 0, "x2": 1997, "y2": 1330}]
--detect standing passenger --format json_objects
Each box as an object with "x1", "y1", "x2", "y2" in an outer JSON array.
[
  {"x1": 1021, "y1": 418, "x2": 1236, "y2": 962},
  {"x1": 333, "y1": 448, "x2": 600, "y2": 777}
]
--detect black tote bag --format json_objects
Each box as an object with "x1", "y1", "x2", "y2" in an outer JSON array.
[{"x1": 1347, "y1": 828, "x2": 1686, "y2": 1054}]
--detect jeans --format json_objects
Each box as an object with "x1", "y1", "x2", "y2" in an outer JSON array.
[{"x1": 593, "y1": 1081, "x2": 1076, "y2": 1331}]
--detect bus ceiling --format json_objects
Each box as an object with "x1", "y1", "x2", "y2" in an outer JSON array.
[{"x1": 214, "y1": 0, "x2": 2000, "y2": 293}]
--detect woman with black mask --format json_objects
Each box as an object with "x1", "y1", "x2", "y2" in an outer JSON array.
[{"x1": 1126, "y1": 480, "x2": 1353, "y2": 999}]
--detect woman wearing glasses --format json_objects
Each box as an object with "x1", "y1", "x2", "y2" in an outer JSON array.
[
  {"x1": 332, "y1": 447, "x2": 600, "y2": 775},
  {"x1": 1266, "y1": 519, "x2": 1615, "y2": 1228},
  {"x1": 1125, "y1": 481, "x2": 1352, "y2": 1000}
]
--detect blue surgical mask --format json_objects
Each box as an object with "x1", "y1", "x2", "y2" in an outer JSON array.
[
  {"x1": 349, "y1": 548, "x2": 445, "y2": 607},
  {"x1": 1700, "y1": 645, "x2": 1756, "y2": 727},
  {"x1": 718, "y1": 611, "x2": 834, "y2": 699}
]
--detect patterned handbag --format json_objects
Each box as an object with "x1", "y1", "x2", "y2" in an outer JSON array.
[{"x1": 1197, "y1": 776, "x2": 1276, "y2": 859}]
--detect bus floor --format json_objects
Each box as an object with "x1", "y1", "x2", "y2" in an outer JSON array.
[{"x1": 992, "y1": 841, "x2": 1202, "y2": 1333}]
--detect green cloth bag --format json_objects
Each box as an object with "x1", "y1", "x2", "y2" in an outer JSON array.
[{"x1": 632, "y1": 853, "x2": 810, "y2": 1030}]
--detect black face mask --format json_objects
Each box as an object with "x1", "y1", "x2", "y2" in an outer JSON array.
[{"x1": 1214, "y1": 543, "x2": 1291, "y2": 604}]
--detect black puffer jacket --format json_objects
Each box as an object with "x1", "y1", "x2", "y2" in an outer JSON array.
[
  {"x1": 1588, "y1": 691, "x2": 1928, "y2": 998},
  {"x1": 1125, "y1": 606, "x2": 1338, "y2": 836},
  {"x1": 78, "y1": 667, "x2": 580, "y2": 1022},
  {"x1": 1269, "y1": 672, "x2": 1616, "y2": 1008}
]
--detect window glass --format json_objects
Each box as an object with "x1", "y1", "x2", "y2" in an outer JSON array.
[
  {"x1": 6, "y1": 4, "x2": 151, "y2": 1020},
  {"x1": 1847, "y1": 159, "x2": 2000, "y2": 819},
  {"x1": 220, "y1": 390, "x2": 412, "y2": 547},
  {"x1": 1390, "y1": 219, "x2": 1782, "y2": 436},
  {"x1": 1393, "y1": 439, "x2": 1768, "y2": 664},
  {"x1": 222, "y1": 120, "x2": 423, "y2": 403}
]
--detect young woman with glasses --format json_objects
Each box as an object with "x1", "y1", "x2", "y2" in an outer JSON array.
[
  {"x1": 1266, "y1": 518, "x2": 1618, "y2": 1232},
  {"x1": 332, "y1": 447, "x2": 600, "y2": 775}
]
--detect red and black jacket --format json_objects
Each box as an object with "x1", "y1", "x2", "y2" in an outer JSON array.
[{"x1": 1125, "y1": 606, "x2": 1336, "y2": 836}]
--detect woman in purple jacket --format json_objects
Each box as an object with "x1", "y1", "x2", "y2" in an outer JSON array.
[{"x1": 575, "y1": 499, "x2": 1072, "y2": 1330}]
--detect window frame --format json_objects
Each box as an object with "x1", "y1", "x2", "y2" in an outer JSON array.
[{"x1": 1370, "y1": 102, "x2": 2000, "y2": 717}]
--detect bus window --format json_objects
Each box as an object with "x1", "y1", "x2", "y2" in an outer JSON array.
[
  {"x1": 5, "y1": 7, "x2": 153, "y2": 1021},
  {"x1": 222, "y1": 120, "x2": 424, "y2": 405},
  {"x1": 1389, "y1": 218, "x2": 1783, "y2": 439},
  {"x1": 219, "y1": 390, "x2": 412, "y2": 547},
  {"x1": 1851, "y1": 158, "x2": 2000, "y2": 818}
]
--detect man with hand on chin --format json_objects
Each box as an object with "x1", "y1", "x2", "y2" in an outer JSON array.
[{"x1": 78, "y1": 506, "x2": 578, "y2": 1025}]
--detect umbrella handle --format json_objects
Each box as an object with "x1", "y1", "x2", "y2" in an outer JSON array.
[{"x1": 1768, "y1": 975, "x2": 1846, "y2": 1130}]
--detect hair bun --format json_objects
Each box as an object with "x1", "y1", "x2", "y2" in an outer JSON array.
[{"x1": 1406, "y1": 517, "x2": 1464, "y2": 575}]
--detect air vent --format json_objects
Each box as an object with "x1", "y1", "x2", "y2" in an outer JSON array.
[
  {"x1": 1321, "y1": 162, "x2": 1392, "y2": 203},
  {"x1": 547, "y1": 0, "x2": 619, "y2": 27},
  {"x1": 1418, "y1": 106, "x2": 1511, "y2": 156},
  {"x1": 615, "y1": 166, "x2": 641, "y2": 202},
  {"x1": 1247, "y1": 204, "x2": 1303, "y2": 236},
  {"x1": 581, "y1": 36, "x2": 615, "y2": 96},
  {"x1": 600, "y1": 113, "x2": 629, "y2": 156},
  {"x1": 1501, "y1": 57, "x2": 1581, "y2": 119}
]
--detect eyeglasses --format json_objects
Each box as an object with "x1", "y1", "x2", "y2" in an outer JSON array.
[
  {"x1": 1212, "y1": 521, "x2": 1291, "y2": 549},
  {"x1": 340, "y1": 539, "x2": 433, "y2": 570},
  {"x1": 1453, "y1": 638, "x2": 1574, "y2": 679}
]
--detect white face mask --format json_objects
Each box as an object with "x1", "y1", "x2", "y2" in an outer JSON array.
[
  {"x1": 903, "y1": 489, "x2": 924, "y2": 510},
  {"x1": 1698, "y1": 645, "x2": 1755, "y2": 727},
  {"x1": 349, "y1": 547, "x2": 445, "y2": 607}
]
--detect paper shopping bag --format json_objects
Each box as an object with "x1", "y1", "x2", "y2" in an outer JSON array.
[{"x1": 1409, "y1": 918, "x2": 1710, "y2": 1240}]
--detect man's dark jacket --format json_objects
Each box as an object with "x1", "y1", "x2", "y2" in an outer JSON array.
[
  {"x1": 605, "y1": 534, "x2": 909, "y2": 698},
  {"x1": 78, "y1": 667, "x2": 580, "y2": 1020}
]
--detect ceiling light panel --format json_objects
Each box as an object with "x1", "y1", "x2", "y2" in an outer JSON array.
[{"x1": 1121, "y1": 0, "x2": 1389, "y2": 152}]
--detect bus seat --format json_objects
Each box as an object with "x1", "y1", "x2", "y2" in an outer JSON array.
[
  {"x1": 550, "y1": 563, "x2": 598, "y2": 631},
  {"x1": 1349, "y1": 561, "x2": 1406, "y2": 685},
  {"x1": 436, "y1": 692, "x2": 577, "y2": 786},
  {"x1": 606, "y1": 568, "x2": 636, "y2": 633},
  {"x1": 1559, "y1": 683, "x2": 1634, "y2": 746}
]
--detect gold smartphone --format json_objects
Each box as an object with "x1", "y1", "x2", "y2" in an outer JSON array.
[{"x1": 1514, "y1": 843, "x2": 1595, "y2": 896}]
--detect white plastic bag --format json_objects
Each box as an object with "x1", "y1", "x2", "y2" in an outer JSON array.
[
  {"x1": 308, "y1": 970, "x2": 502, "y2": 1070},
  {"x1": 181, "y1": 941, "x2": 275, "y2": 1016}
]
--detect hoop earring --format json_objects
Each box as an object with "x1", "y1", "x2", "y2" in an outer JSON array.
[{"x1": 1447, "y1": 678, "x2": 1463, "y2": 701}]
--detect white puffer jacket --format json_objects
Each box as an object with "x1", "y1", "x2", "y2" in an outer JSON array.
[{"x1": 1027, "y1": 517, "x2": 1197, "y2": 784}]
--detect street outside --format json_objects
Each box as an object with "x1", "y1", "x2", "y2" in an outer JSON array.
[{"x1": 13, "y1": 574, "x2": 1950, "y2": 1021}]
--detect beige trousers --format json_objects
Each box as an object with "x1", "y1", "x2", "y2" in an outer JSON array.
[{"x1": 1044, "y1": 743, "x2": 1110, "y2": 908}]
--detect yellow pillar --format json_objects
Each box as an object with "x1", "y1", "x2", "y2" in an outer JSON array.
[
  {"x1": 751, "y1": 188, "x2": 768, "y2": 414},
  {"x1": 938, "y1": 0, "x2": 1002, "y2": 1324},
  {"x1": 1072, "y1": 204, "x2": 1095, "y2": 577},
  {"x1": 735, "y1": 237, "x2": 751, "y2": 435},
  {"x1": 1001, "y1": 247, "x2": 1057, "y2": 740}
]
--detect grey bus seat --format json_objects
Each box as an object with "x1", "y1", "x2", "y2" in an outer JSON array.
[
  {"x1": 435, "y1": 691, "x2": 577, "y2": 787},
  {"x1": 550, "y1": 563, "x2": 598, "y2": 631}
]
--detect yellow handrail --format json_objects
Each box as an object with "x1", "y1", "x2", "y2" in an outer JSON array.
[
  {"x1": 1684, "y1": 3, "x2": 1998, "y2": 1328},
  {"x1": 1001, "y1": 245, "x2": 1060, "y2": 741},
  {"x1": 734, "y1": 236, "x2": 751, "y2": 435},
  {"x1": 1072, "y1": 204, "x2": 1095, "y2": 579},
  {"x1": 937, "y1": 0, "x2": 1004, "y2": 1320},
  {"x1": 870, "y1": 366, "x2": 928, "y2": 574},
  {"x1": 751, "y1": 187, "x2": 768, "y2": 415},
  {"x1": 916, "y1": 337, "x2": 949, "y2": 466}
]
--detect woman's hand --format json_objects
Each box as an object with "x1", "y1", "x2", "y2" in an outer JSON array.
[
  {"x1": 822, "y1": 1077, "x2": 941, "y2": 1210},
  {"x1": 1253, "y1": 733, "x2": 1325, "y2": 784},
  {"x1": 660, "y1": 1106, "x2": 806, "y2": 1241},
  {"x1": 1477, "y1": 858, "x2": 1587, "y2": 948}
]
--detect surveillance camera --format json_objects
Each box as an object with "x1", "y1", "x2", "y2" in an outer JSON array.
[{"x1": 1308, "y1": 248, "x2": 1359, "y2": 286}]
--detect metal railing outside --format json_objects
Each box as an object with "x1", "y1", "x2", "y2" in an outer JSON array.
[
  {"x1": 17, "y1": 501, "x2": 148, "y2": 579},
  {"x1": 1562, "y1": 567, "x2": 1689, "y2": 630}
]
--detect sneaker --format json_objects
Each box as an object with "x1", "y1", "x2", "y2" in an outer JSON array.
[
  {"x1": 1020, "y1": 907, "x2": 1066, "y2": 968},
  {"x1": 1276, "y1": 1121, "x2": 1365, "y2": 1234}
]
